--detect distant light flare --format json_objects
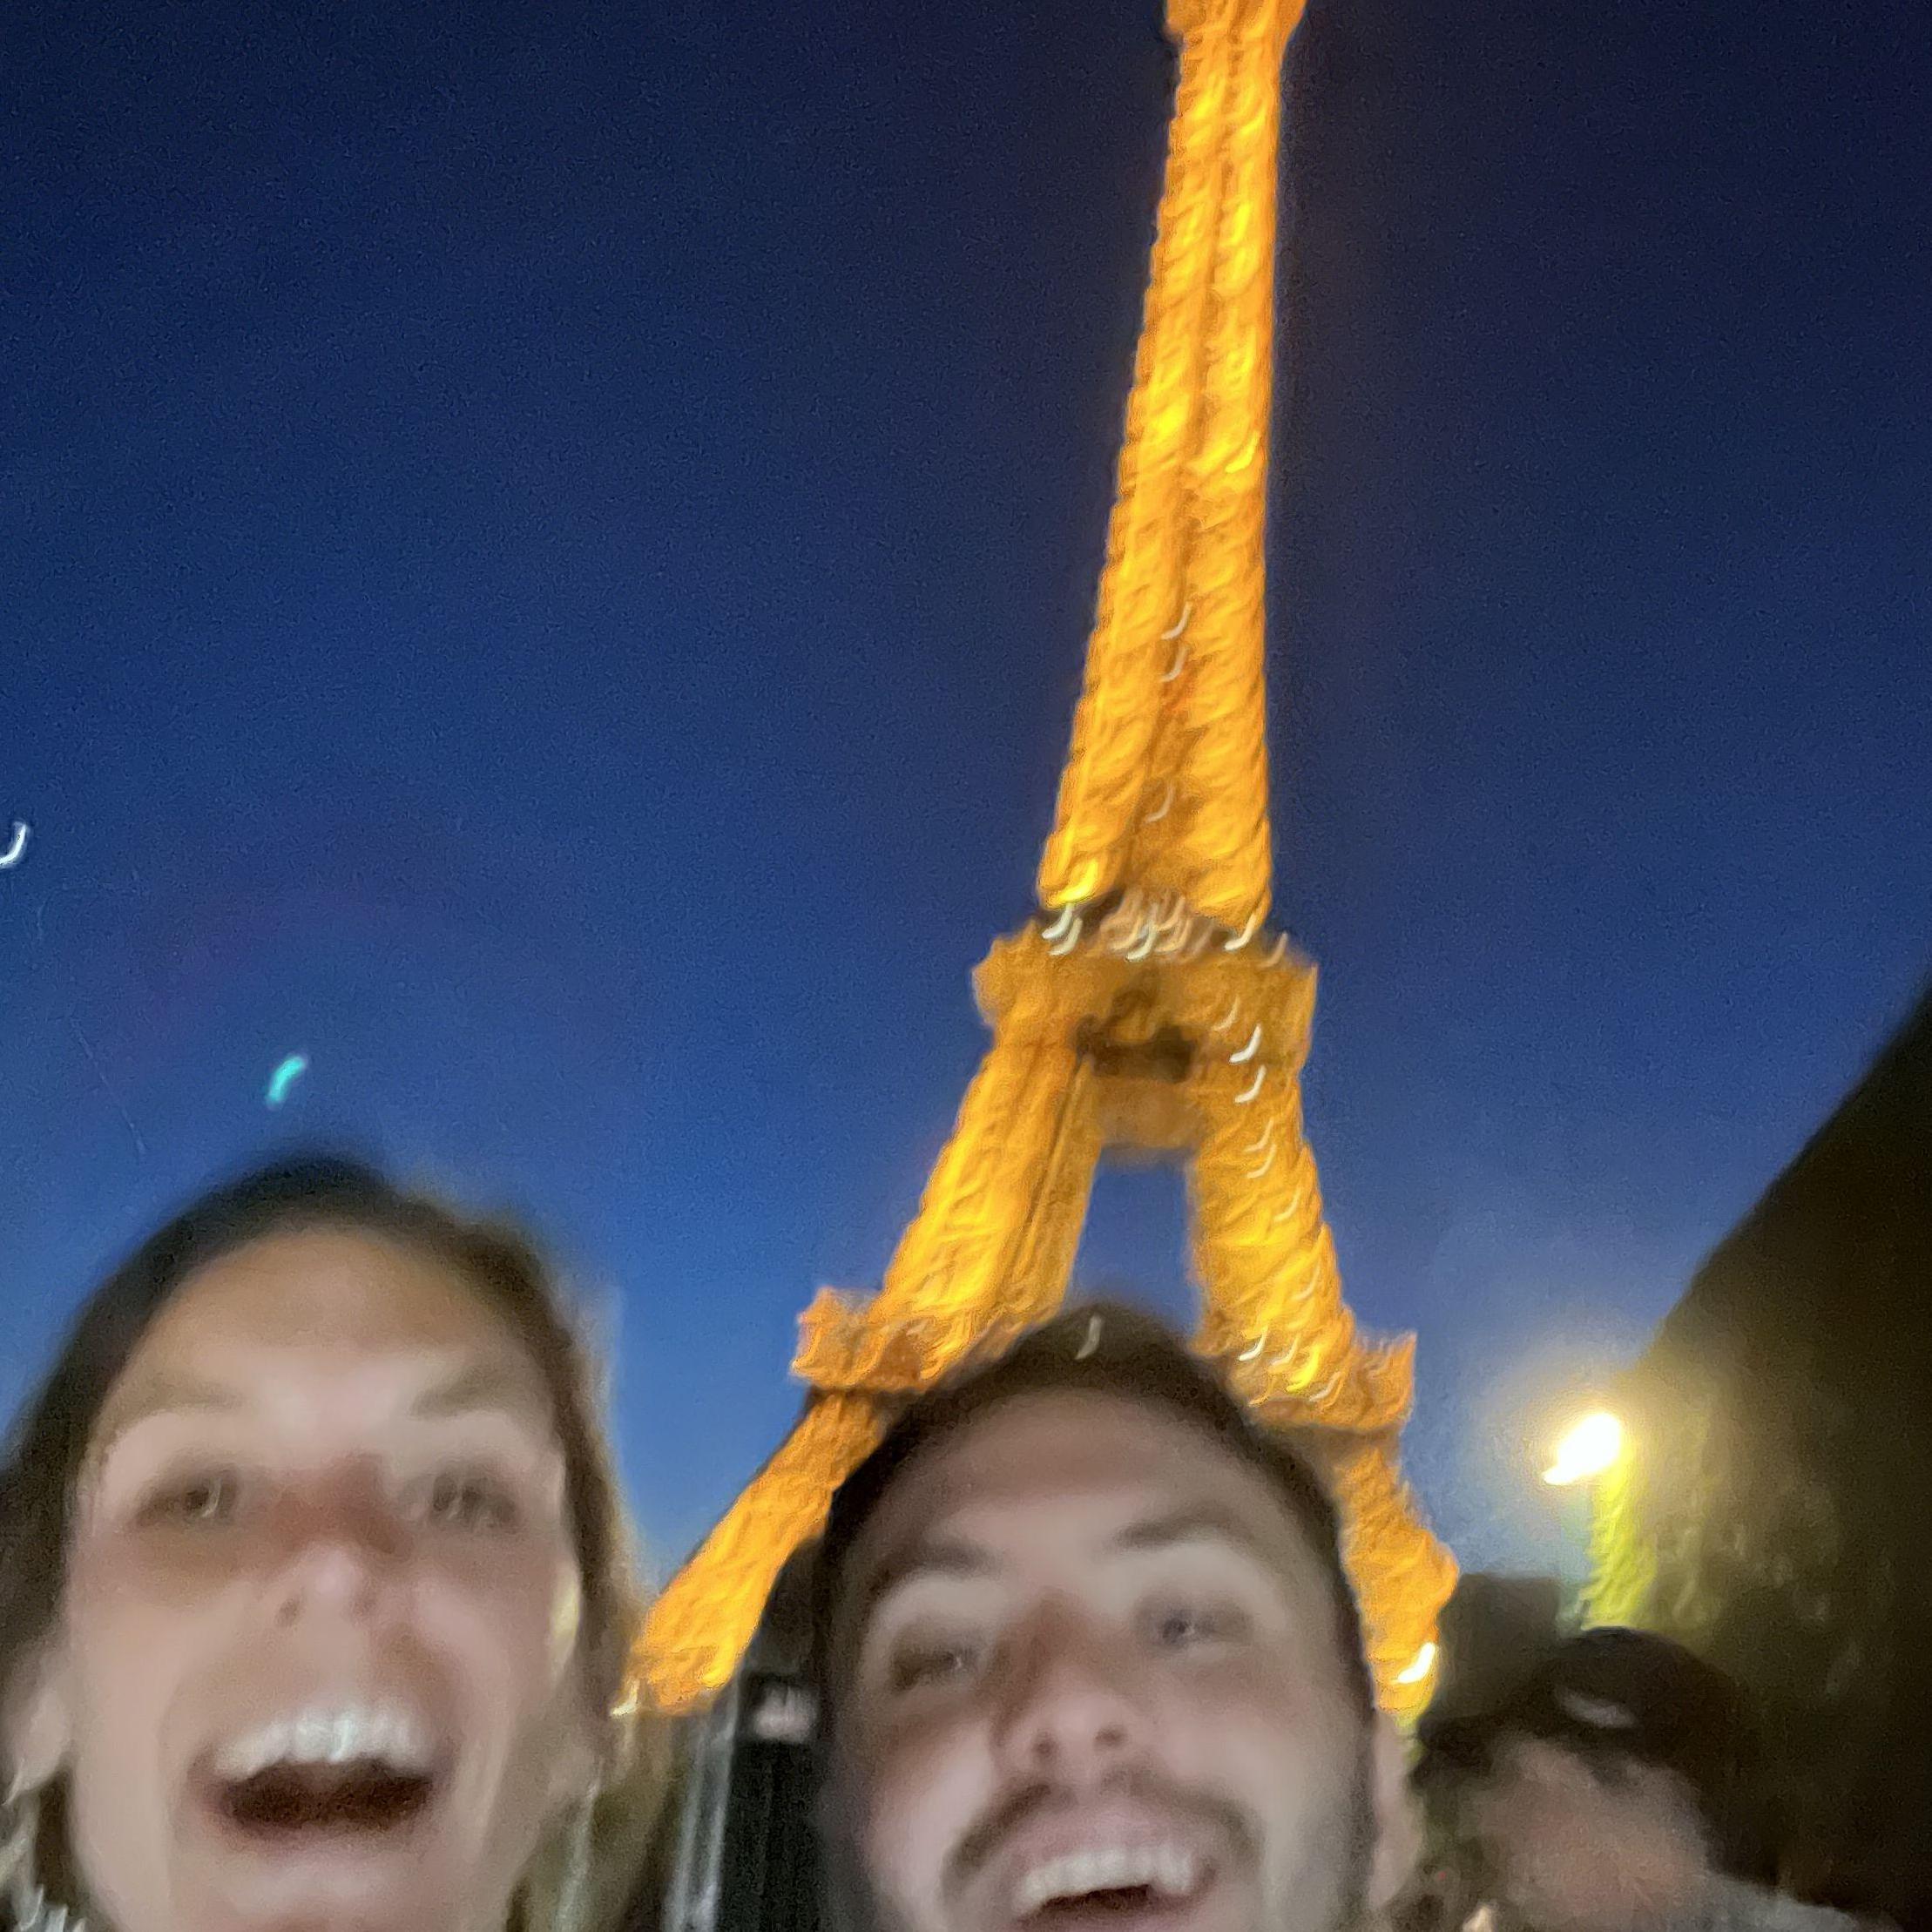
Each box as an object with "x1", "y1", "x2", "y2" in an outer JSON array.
[
  {"x1": 266, "y1": 1054, "x2": 309, "y2": 1107},
  {"x1": 1543, "y1": 1410, "x2": 1625, "y2": 1487},
  {"x1": 1395, "y1": 1640, "x2": 1438, "y2": 1685}
]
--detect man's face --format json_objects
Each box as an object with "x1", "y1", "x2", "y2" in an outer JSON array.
[
  {"x1": 1463, "y1": 1738, "x2": 1710, "y2": 1932},
  {"x1": 828, "y1": 1390, "x2": 1381, "y2": 1932}
]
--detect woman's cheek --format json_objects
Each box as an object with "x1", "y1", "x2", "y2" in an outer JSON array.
[
  {"x1": 545, "y1": 1560, "x2": 584, "y2": 1678},
  {"x1": 415, "y1": 1544, "x2": 584, "y2": 1698},
  {"x1": 68, "y1": 1529, "x2": 230, "y2": 1620}
]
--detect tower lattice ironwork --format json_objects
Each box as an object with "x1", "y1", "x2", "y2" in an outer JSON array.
[{"x1": 633, "y1": 0, "x2": 1456, "y2": 1721}]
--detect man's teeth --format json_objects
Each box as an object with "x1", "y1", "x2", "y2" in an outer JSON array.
[
  {"x1": 214, "y1": 1705, "x2": 435, "y2": 1781},
  {"x1": 1014, "y1": 1845, "x2": 1202, "y2": 1915}
]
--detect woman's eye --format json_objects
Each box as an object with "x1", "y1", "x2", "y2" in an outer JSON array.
[
  {"x1": 138, "y1": 1471, "x2": 240, "y2": 1527},
  {"x1": 419, "y1": 1469, "x2": 520, "y2": 1533}
]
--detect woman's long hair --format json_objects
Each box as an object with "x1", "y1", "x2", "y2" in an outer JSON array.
[{"x1": 0, "y1": 1152, "x2": 667, "y2": 1932}]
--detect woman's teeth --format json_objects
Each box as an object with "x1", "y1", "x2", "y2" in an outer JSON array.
[{"x1": 214, "y1": 1703, "x2": 435, "y2": 1781}]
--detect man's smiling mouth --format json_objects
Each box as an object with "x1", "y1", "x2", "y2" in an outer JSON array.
[
  {"x1": 1004, "y1": 1831, "x2": 1213, "y2": 1924},
  {"x1": 1012, "y1": 1841, "x2": 1209, "y2": 1921}
]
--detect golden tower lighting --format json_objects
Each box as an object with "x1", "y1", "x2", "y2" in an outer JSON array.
[{"x1": 633, "y1": 0, "x2": 1456, "y2": 1720}]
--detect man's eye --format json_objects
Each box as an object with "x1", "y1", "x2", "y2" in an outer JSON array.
[
  {"x1": 419, "y1": 1470, "x2": 520, "y2": 1533},
  {"x1": 888, "y1": 1638, "x2": 983, "y2": 1694},
  {"x1": 138, "y1": 1471, "x2": 240, "y2": 1527},
  {"x1": 1145, "y1": 1601, "x2": 1247, "y2": 1651}
]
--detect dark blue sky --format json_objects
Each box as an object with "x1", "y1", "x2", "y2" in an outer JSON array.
[{"x1": 5, "y1": 0, "x2": 1929, "y2": 1582}]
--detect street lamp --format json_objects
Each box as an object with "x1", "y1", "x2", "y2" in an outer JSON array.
[
  {"x1": 1542, "y1": 1410, "x2": 1623, "y2": 1488},
  {"x1": 1540, "y1": 1409, "x2": 1625, "y2": 1615}
]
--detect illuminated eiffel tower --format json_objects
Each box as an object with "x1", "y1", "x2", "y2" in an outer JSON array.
[{"x1": 636, "y1": 0, "x2": 1455, "y2": 1720}]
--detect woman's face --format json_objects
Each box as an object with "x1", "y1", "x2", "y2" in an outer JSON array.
[{"x1": 14, "y1": 1227, "x2": 598, "y2": 1932}]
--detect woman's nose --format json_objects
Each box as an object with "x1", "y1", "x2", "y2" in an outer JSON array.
[{"x1": 265, "y1": 1465, "x2": 407, "y2": 1623}]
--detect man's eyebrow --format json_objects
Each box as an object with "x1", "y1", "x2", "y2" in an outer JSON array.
[
  {"x1": 1111, "y1": 1505, "x2": 1281, "y2": 1567},
  {"x1": 856, "y1": 1537, "x2": 999, "y2": 1622}
]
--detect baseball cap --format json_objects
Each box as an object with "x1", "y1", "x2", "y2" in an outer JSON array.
[{"x1": 1419, "y1": 1626, "x2": 1777, "y2": 1881}]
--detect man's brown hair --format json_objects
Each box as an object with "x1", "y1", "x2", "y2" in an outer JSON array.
[{"x1": 809, "y1": 1298, "x2": 1374, "y2": 1730}]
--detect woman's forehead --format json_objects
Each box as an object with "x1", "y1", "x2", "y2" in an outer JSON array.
[
  {"x1": 98, "y1": 1227, "x2": 551, "y2": 1431},
  {"x1": 147, "y1": 1226, "x2": 512, "y2": 1352}
]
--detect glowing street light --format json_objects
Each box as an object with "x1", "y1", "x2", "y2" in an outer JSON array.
[{"x1": 1542, "y1": 1410, "x2": 1624, "y2": 1487}]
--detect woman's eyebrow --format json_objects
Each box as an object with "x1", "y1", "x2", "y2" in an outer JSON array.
[
  {"x1": 409, "y1": 1359, "x2": 553, "y2": 1426},
  {"x1": 88, "y1": 1361, "x2": 553, "y2": 1468},
  {"x1": 82, "y1": 1373, "x2": 244, "y2": 1483},
  {"x1": 92, "y1": 1372, "x2": 241, "y2": 1443}
]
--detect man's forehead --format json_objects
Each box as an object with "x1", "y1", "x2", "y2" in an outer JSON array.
[{"x1": 847, "y1": 1388, "x2": 1309, "y2": 1593}]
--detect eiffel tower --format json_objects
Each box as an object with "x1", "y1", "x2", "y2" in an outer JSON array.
[{"x1": 635, "y1": 0, "x2": 1455, "y2": 1721}]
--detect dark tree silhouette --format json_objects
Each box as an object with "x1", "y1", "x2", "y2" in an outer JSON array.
[{"x1": 1590, "y1": 981, "x2": 1932, "y2": 1929}]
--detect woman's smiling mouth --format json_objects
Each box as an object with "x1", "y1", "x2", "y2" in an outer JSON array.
[{"x1": 196, "y1": 1699, "x2": 446, "y2": 1843}]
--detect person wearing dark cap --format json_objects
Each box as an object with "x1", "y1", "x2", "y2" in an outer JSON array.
[
  {"x1": 1410, "y1": 1628, "x2": 1862, "y2": 1932},
  {"x1": 807, "y1": 1300, "x2": 1416, "y2": 1932}
]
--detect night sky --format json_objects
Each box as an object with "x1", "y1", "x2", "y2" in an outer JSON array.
[{"x1": 6, "y1": 0, "x2": 1929, "y2": 1584}]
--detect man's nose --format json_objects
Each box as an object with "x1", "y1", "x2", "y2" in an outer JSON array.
[
  {"x1": 990, "y1": 1600, "x2": 1150, "y2": 1787},
  {"x1": 265, "y1": 1466, "x2": 407, "y2": 1624}
]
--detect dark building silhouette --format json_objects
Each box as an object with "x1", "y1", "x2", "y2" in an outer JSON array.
[{"x1": 1590, "y1": 981, "x2": 1932, "y2": 1929}]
